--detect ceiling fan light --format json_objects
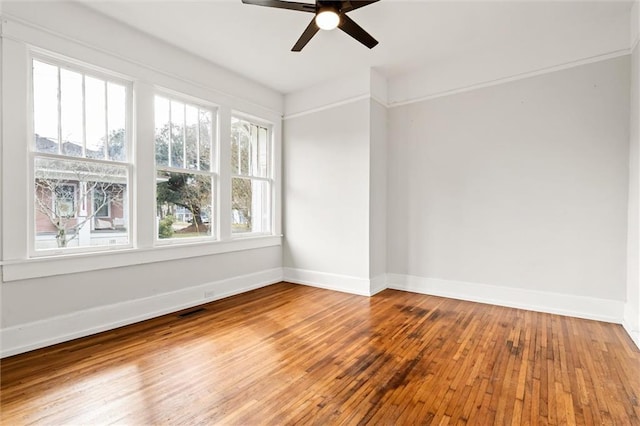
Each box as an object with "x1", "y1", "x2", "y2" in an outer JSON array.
[{"x1": 315, "y1": 10, "x2": 340, "y2": 30}]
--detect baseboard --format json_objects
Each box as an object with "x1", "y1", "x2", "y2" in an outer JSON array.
[
  {"x1": 3, "y1": 269, "x2": 632, "y2": 358},
  {"x1": 623, "y1": 302, "x2": 640, "y2": 349},
  {"x1": 283, "y1": 267, "x2": 383, "y2": 296},
  {"x1": 386, "y1": 274, "x2": 624, "y2": 324},
  {"x1": 623, "y1": 320, "x2": 640, "y2": 350},
  {"x1": 0, "y1": 267, "x2": 284, "y2": 358},
  {"x1": 370, "y1": 274, "x2": 387, "y2": 295}
]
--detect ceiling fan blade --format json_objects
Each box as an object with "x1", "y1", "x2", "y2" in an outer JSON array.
[
  {"x1": 340, "y1": 0, "x2": 380, "y2": 13},
  {"x1": 338, "y1": 13, "x2": 378, "y2": 49},
  {"x1": 241, "y1": 0, "x2": 316, "y2": 13},
  {"x1": 292, "y1": 18, "x2": 320, "y2": 51}
]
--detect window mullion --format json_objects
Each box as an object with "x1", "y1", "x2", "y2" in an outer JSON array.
[
  {"x1": 57, "y1": 67, "x2": 62, "y2": 155},
  {"x1": 168, "y1": 102, "x2": 172, "y2": 168},
  {"x1": 230, "y1": 116, "x2": 272, "y2": 236},
  {"x1": 32, "y1": 56, "x2": 132, "y2": 255},
  {"x1": 81, "y1": 74, "x2": 87, "y2": 158},
  {"x1": 104, "y1": 81, "x2": 109, "y2": 159},
  {"x1": 182, "y1": 104, "x2": 187, "y2": 169},
  {"x1": 196, "y1": 108, "x2": 201, "y2": 171},
  {"x1": 153, "y1": 95, "x2": 217, "y2": 242}
]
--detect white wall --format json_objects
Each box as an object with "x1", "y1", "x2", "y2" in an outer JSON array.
[
  {"x1": 369, "y1": 99, "x2": 387, "y2": 283},
  {"x1": 282, "y1": 99, "x2": 371, "y2": 292},
  {"x1": 387, "y1": 1, "x2": 630, "y2": 106},
  {"x1": 387, "y1": 57, "x2": 630, "y2": 319},
  {"x1": 2, "y1": 247, "x2": 282, "y2": 327},
  {"x1": 2, "y1": 0, "x2": 637, "y2": 355},
  {"x1": 0, "y1": 2, "x2": 284, "y2": 357},
  {"x1": 625, "y1": 0, "x2": 640, "y2": 347}
]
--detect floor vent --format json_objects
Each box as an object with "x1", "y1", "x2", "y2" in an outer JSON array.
[{"x1": 178, "y1": 308, "x2": 207, "y2": 318}]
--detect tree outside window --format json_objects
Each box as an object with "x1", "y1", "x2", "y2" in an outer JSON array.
[
  {"x1": 32, "y1": 58, "x2": 130, "y2": 251},
  {"x1": 154, "y1": 96, "x2": 216, "y2": 240},
  {"x1": 230, "y1": 117, "x2": 271, "y2": 234}
]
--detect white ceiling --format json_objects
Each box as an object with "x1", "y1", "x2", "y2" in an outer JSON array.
[{"x1": 81, "y1": 0, "x2": 632, "y2": 95}]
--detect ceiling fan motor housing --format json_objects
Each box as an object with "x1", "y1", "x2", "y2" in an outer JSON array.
[{"x1": 241, "y1": 0, "x2": 380, "y2": 51}]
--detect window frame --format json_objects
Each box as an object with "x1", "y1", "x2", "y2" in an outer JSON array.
[
  {"x1": 230, "y1": 113, "x2": 275, "y2": 237},
  {"x1": 28, "y1": 53, "x2": 135, "y2": 257},
  {"x1": 1, "y1": 32, "x2": 282, "y2": 281},
  {"x1": 92, "y1": 187, "x2": 111, "y2": 219},
  {"x1": 53, "y1": 183, "x2": 78, "y2": 218},
  {"x1": 153, "y1": 90, "x2": 219, "y2": 245}
]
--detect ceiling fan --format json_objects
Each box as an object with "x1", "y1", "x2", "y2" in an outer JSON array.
[{"x1": 241, "y1": 0, "x2": 380, "y2": 52}]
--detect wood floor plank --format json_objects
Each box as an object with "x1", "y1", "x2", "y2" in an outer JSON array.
[{"x1": 1, "y1": 283, "x2": 639, "y2": 425}]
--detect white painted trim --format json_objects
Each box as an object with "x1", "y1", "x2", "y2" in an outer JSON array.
[
  {"x1": 1, "y1": 235, "x2": 283, "y2": 282},
  {"x1": 0, "y1": 267, "x2": 284, "y2": 358},
  {"x1": 0, "y1": 13, "x2": 282, "y2": 117},
  {"x1": 370, "y1": 274, "x2": 388, "y2": 296},
  {"x1": 387, "y1": 50, "x2": 631, "y2": 108},
  {"x1": 386, "y1": 274, "x2": 624, "y2": 324},
  {"x1": 283, "y1": 94, "x2": 370, "y2": 120},
  {"x1": 631, "y1": 0, "x2": 639, "y2": 52},
  {"x1": 283, "y1": 95, "x2": 389, "y2": 121},
  {"x1": 370, "y1": 95, "x2": 387, "y2": 109},
  {"x1": 623, "y1": 302, "x2": 640, "y2": 349},
  {"x1": 282, "y1": 51, "x2": 631, "y2": 119},
  {"x1": 623, "y1": 319, "x2": 640, "y2": 350},
  {"x1": 283, "y1": 267, "x2": 374, "y2": 296}
]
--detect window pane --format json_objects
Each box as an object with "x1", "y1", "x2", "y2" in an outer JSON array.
[
  {"x1": 155, "y1": 96, "x2": 170, "y2": 167},
  {"x1": 33, "y1": 60, "x2": 59, "y2": 153},
  {"x1": 231, "y1": 117, "x2": 251, "y2": 175},
  {"x1": 258, "y1": 126, "x2": 268, "y2": 177},
  {"x1": 240, "y1": 125, "x2": 249, "y2": 175},
  {"x1": 170, "y1": 100, "x2": 184, "y2": 168},
  {"x1": 156, "y1": 171, "x2": 212, "y2": 239},
  {"x1": 232, "y1": 177, "x2": 270, "y2": 234},
  {"x1": 185, "y1": 105, "x2": 198, "y2": 170},
  {"x1": 199, "y1": 110, "x2": 212, "y2": 172},
  {"x1": 60, "y1": 69, "x2": 83, "y2": 157},
  {"x1": 34, "y1": 157, "x2": 129, "y2": 250},
  {"x1": 231, "y1": 118, "x2": 240, "y2": 174},
  {"x1": 93, "y1": 189, "x2": 110, "y2": 218},
  {"x1": 85, "y1": 76, "x2": 106, "y2": 159},
  {"x1": 107, "y1": 82, "x2": 127, "y2": 161},
  {"x1": 250, "y1": 124, "x2": 258, "y2": 176}
]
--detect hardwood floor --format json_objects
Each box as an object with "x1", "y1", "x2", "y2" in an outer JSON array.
[{"x1": 1, "y1": 282, "x2": 639, "y2": 425}]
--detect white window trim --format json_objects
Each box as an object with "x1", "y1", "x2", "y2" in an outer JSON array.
[
  {"x1": 1, "y1": 235, "x2": 283, "y2": 281},
  {"x1": 1, "y1": 20, "x2": 282, "y2": 281},
  {"x1": 230, "y1": 113, "x2": 275, "y2": 237},
  {"x1": 28, "y1": 53, "x2": 135, "y2": 257},
  {"x1": 153, "y1": 91, "x2": 220, "y2": 245},
  {"x1": 93, "y1": 188, "x2": 111, "y2": 219},
  {"x1": 52, "y1": 182, "x2": 78, "y2": 218}
]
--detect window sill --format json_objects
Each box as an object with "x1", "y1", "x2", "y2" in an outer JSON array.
[{"x1": 1, "y1": 235, "x2": 282, "y2": 282}]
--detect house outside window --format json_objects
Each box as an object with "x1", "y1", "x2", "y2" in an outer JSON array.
[
  {"x1": 54, "y1": 184, "x2": 76, "y2": 218},
  {"x1": 154, "y1": 95, "x2": 217, "y2": 241},
  {"x1": 230, "y1": 116, "x2": 272, "y2": 235},
  {"x1": 32, "y1": 58, "x2": 131, "y2": 251},
  {"x1": 93, "y1": 188, "x2": 111, "y2": 219}
]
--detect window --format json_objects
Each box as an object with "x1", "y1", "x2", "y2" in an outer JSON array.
[
  {"x1": 230, "y1": 116, "x2": 272, "y2": 235},
  {"x1": 93, "y1": 188, "x2": 111, "y2": 218},
  {"x1": 32, "y1": 58, "x2": 131, "y2": 251},
  {"x1": 54, "y1": 184, "x2": 76, "y2": 218},
  {"x1": 154, "y1": 95, "x2": 216, "y2": 240}
]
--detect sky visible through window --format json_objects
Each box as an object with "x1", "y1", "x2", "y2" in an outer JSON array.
[{"x1": 33, "y1": 59, "x2": 126, "y2": 160}]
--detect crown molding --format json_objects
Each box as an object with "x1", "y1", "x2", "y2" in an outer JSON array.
[
  {"x1": 283, "y1": 94, "x2": 371, "y2": 120},
  {"x1": 284, "y1": 48, "x2": 631, "y2": 120},
  {"x1": 0, "y1": 12, "x2": 283, "y2": 117},
  {"x1": 388, "y1": 49, "x2": 631, "y2": 108}
]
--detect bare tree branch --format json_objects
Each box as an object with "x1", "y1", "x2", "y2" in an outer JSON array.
[{"x1": 34, "y1": 159, "x2": 127, "y2": 248}]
